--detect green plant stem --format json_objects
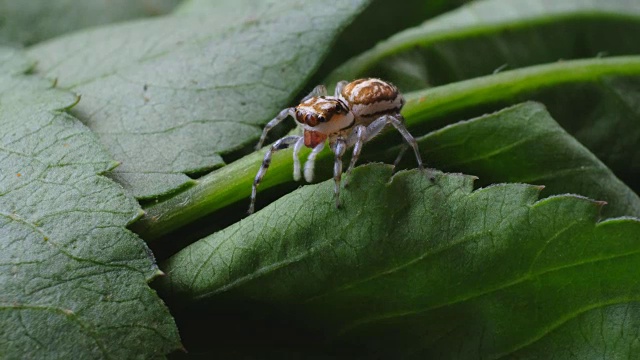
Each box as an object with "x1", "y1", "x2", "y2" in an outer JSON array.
[
  {"x1": 134, "y1": 55, "x2": 640, "y2": 241},
  {"x1": 402, "y1": 55, "x2": 640, "y2": 125}
]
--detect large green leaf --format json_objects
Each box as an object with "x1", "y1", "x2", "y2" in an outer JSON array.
[
  {"x1": 0, "y1": 48, "x2": 180, "y2": 358},
  {"x1": 27, "y1": 0, "x2": 370, "y2": 199},
  {"x1": 178, "y1": 0, "x2": 468, "y2": 83},
  {"x1": 378, "y1": 102, "x2": 640, "y2": 219},
  {"x1": 327, "y1": 0, "x2": 640, "y2": 90},
  {"x1": 0, "y1": 0, "x2": 181, "y2": 46},
  {"x1": 135, "y1": 58, "x2": 640, "y2": 240},
  {"x1": 158, "y1": 163, "x2": 640, "y2": 358},
  {"x1": 178, "y1": 0, "x2": 434, "y2": 88}
]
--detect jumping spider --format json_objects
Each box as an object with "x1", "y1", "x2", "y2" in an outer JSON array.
[{"x1": 249, "y1": 78, "x2": 429, "y2": 214}]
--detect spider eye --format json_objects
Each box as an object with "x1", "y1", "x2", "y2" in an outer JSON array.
[
  {"x1": 318, "y1": 115, "x2": 326, "y2": 122},
  {"x1": 304, "y1": 113, "x2": 320, "y2": 126}
]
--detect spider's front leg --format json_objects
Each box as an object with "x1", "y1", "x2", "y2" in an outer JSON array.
[
  {"x1": 292, "y1": 137, "x2": 305, "y2": 181},
  {"x1": 331, "y1": 138, "x2": 347, "y2": 209},
  {"x1": 303, "y1": 142, "x2": 326, "y2": 183},
  {"x1": 257, "y1": 85, "x2": 329, "y2": 150},
  {"x1": 255, "y1": 108, "x2": 296, "y2": 150},
  {"x1": 249, "y1": 135, "x2": 301, "y2": 214}
]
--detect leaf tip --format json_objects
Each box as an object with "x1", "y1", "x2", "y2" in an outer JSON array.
[
  {"x1": 132, "y1": 208, "x2": 146, "y2": 222},
  {"x1": 154, "y1": 269, "x2": 166, "y2": 277},
  {"x1": 108, "y1": 161, "x2": 122, "y2": 171},
  {"x1": 60, "y1": 93, "x2": 82, "y2": 111},
  {"x1": 594, "y1": 200, "x2": 608, "y2": 208},
  {"x1": 72, "y1": 94, "x2": 81, "y2": 107}
]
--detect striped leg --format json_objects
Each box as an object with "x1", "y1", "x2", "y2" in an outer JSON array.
[
  {"x1": 255, "y1": 108, "x2": 296, "y2": 150},
  {"x1": 344, "y1": 125, "x2": 367, "y2": 187},
  {"x1": 331, "y1": 138, "x2": 347, "y2": 208},
  {"x1": 249, "y1": 135, "x2": 301, "y2": 214},
  {"x1": 303, "y1": 142, "x2": 326, "y2": 182}
]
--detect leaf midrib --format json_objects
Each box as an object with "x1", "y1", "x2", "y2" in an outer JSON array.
[
  {"x1": 337, "y1": 249, "x2": 640, "y2": 335},
  {"x1": 335, "y1": 212, "x2": 587, "y2": 331}
]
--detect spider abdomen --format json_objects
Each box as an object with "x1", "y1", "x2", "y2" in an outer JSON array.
[{"x1": 339, "y1": 78, "x2": 404, "y2": 119}]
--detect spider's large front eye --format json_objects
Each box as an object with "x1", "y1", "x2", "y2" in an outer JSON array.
[
  {"x1": 318, "y1": 115, "x2": 326, "y2": 123},
  {"x1": 295, "y1": 109, "x2": 305, "y2": 123},
  {"x1": 305, "y1": 113, "x2": 318, "y2": 126}
]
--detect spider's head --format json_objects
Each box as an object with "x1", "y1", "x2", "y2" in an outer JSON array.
[
  {"x1": 295, "y1": 96, "x2": 355, "y2": 148},
  {"x1": 295, "y1": 96, "x2": 354, "y2": 132}
]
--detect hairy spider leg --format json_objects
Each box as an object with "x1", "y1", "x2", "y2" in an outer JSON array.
[
  {"x1": 303, "y1": 142, "x2": 326, "y2": 182},
  {"x1": 301, "y1": 84, "x2": 328, "y2": 102},
  {"x1": 292, "y1": 137, "x2": 305, "y2": 181},
  {"x1": 331, "y1": 138, "x2": 347, "y2": 208},
  {"x1": 344, "y1": 114, "x2": 426, "y2": 186},
  {"x1": 368, "y1": 114, "x2": 434, "y2": 181},
  {"x1": 343, "y1": 124, "x2": 367, "y2": 187},
  {"x1": 255, "y1": 108, "x2": 295, "y2": 150},
  {"x1": 249, "y1": 135, "x2": 301, "y2": 214},
  {"x1": 334, "y1": 80, "x2": 348, "y2": 97}
]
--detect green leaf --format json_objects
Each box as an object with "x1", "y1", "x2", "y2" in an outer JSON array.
[
  {"x1": 158, "y1": 163, "x2": 640, "y2": 358},
  {"x1": 326, "y1": 0, "x2": 640, "y2": 90},
  {"x1": 309, "y1": 0, "x2": 469, "y2": 83},
  {"x1": 378, "y1": 102, "x2": 640, "y2": 219},
  {"x1": 177, "y1": 0, "x2": 467, "y2": 81},
  {"x1": 27, "y1": 0, "x2": 371, "y2": 199},
  {"x1": 397, "y1": 56, "x2": 640, "y2": 192},
  {"x1": 135, "y1": 58, "x2": 640, "y2": 240},
  {"x1": 0, "y1": 0, "x2": 181, "y2": 46},
  {"x1": 0, "y1": 48, "x2": 180, "y2": 358}
]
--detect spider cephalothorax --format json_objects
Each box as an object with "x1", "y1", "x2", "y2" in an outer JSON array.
[
  {"x1": 249, "y1": 78, "x2": 429, "y2": 214},
  {"x1": 294, "y1": 96, "x2": 354, "y2": 147}
]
